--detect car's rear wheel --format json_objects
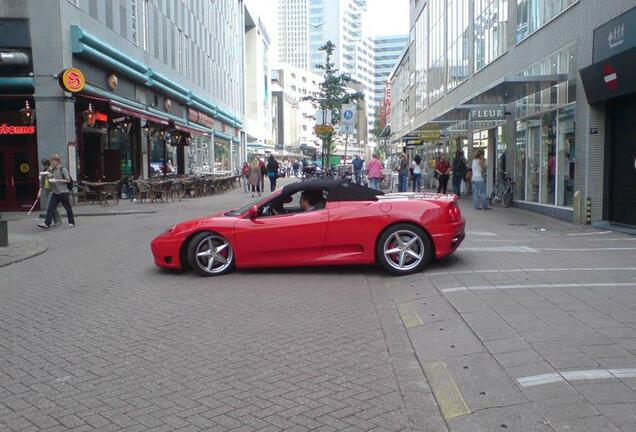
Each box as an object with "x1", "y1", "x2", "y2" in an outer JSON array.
[
  {"x1": 187, "y1": 232, "x2": 235, "y2": 276},
  {"x1": 377, "y1": 224, "x2": 431, "y2": 275}
]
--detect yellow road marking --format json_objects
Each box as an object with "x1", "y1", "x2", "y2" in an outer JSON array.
[
  {"x1": 397, "y1": 302, "x2": 424, "y2": 328},
  {"x1": 423, "y1": 361, "x2": 470, "y2": 420}
]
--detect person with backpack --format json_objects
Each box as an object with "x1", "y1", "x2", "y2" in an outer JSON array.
[
  {"x1": 37, "y1": 154, "x2": 75, "y2": 229},
  {"x1": 352, "y1": 155, "x2": 364, "y2": 184},
  {"x1": 37, "y1": 158, "x2": 61, "y2": 225}
]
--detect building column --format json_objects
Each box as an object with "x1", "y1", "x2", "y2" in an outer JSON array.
[{"x1": 28, "y1": 0, "x2": 75, "y2": 167}]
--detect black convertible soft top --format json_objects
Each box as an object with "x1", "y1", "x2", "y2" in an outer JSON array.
[{"x1": 281, "y1": 180, "x2": 384, "y2": 202}]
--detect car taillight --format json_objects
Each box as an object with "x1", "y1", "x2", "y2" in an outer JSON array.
[{"x1": 448, "y1": 203, "x2": 461, "y2": 222}]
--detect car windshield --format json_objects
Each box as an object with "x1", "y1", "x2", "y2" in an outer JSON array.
[{"x1": 224, "y1": 192, "x2": 278, "y2": 216}]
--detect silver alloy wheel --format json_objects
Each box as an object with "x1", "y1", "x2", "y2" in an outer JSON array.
[
  {"x1": 383, "y1": 229, "x2": 425, "y2": 272},
  {"x1": 194, "y1": 235, "x2": 233, "y2": 274}
]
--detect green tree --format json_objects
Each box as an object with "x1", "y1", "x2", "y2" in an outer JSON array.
[
  {"x1": 303, "y1": 41, "x2": 364, "y2": 167},
  {"x1": 370, "y1": 111, "x2": 384, "y2": 142}
]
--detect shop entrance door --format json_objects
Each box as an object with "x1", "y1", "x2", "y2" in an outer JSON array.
[
  {"x1": 0, "y1": 147, "x2": 38, "y2": 210},
  {"x1": 609, "y1": 97, "x2": 636, "y2": 226}
]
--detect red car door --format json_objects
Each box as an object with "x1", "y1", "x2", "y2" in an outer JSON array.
[
  {"x1": 233, "y1": 209, "x2": 329, "y2": 267},
  {"x1": 320, "y1": 201, "x2": 384, "y2": 264}
]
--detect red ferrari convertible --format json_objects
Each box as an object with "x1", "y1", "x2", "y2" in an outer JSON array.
[{"x1": 151, "y1": 180, "x2": 465, "y2": 276}]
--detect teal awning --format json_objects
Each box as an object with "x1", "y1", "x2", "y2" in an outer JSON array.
[{"x1": 0, "y1": 77, "x2": 34, "y2": 93}]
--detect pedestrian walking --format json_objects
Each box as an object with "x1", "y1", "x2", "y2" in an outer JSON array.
[
  {"x1": 471, "y1": 150, "x2": 490, "y2": 209},
  {"x1": 411, "y1": 154, "x2": 422, "y2": 192},
  {"x1": 396, "y1": 153, "x2": 409, "y2": 192},
  {"x1": 266, "y1": 155, "x2": 280, "y2": 192},
  {"x1": 241, "y1": 161, "x2": 250, "y2": 193},
  {"x1": 352, "y1": 154, "x2": 364, "y2": 184},
  {"x1": 435, "y1": 154, "x2": 451, "y2": 194},
  {"x1": 292, "y1": 160, "x2": 300, "y2": 178},
  {"x1": 37, "y1": 154, "x2": 75, "y2": 229},
  {"x1": 451, "y1": 150, "x2": 467, "y2": 196},
  {"x1": 248, "y1": 158, "x2": 262, "y2": 197},
  {"x1": 367, "y1": 153, "x2": 384, "y2": 190},
  {"x1": 259, "y1": 158, "x2": 266, "y2": 193},
  {"x1": 37, "y1": 159, "x2": 61, "y2": 225}
]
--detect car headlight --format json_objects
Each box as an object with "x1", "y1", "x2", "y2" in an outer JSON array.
[{"x1": 165, "y1": 225, "x2": 177, "y2": 234}]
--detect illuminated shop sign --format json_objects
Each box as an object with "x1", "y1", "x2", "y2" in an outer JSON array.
[
  {"x1": 0, "y1": 124, "x2": 36, "y2": 135},
  {"x1": 59, "y1": 67, "x2": 86, "y2": 93}
]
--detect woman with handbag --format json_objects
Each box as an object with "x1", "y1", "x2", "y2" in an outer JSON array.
[{"x1": 266, "y1": 155, "x2": 280, "y2": 192}]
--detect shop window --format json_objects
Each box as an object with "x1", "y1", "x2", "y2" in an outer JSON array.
[
  {"x1": 526, "y1": 117, "x2": 541, "y2": 202},
  {"x1": 540, "y1": 111, "x2": 557, "y2": 205},
  {"x1": 557, "y1": 106, "x2": 575, "y2": 207},
  {"x1": 514, "y1": 44, "x2": 576, "y2": 208},
  {"x1": 214, "y1": 138, "x2": 231, "y2": 172},
  {"x1": 515, "y1": 120, "x2": 527, "y2": 201}
]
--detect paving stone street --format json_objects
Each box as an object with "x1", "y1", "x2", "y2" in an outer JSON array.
[{"x1": 1, "y1": 181, "x2": 636, "y2": 432}]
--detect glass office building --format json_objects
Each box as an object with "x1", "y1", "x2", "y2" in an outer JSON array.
[{"x1": 390, "y1": 1, "x2": 636, "y2": 227}]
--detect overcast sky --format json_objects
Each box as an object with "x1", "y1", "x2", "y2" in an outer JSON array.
[{"x1": 249, "y1": 0, "x2": 410, "y2": 39}]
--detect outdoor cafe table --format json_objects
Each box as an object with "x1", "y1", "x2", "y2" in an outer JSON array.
[{"x1": 81, "y1": 181, "x2": 119, "y2": 205}]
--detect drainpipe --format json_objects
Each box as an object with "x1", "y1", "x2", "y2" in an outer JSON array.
[{"x1": 0, "y1": 52, "x2": 29, "y2": 65}]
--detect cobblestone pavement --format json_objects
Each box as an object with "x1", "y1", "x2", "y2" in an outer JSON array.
[{"x1": 1, "y1": 181, "x2": 635, "y2": 431}]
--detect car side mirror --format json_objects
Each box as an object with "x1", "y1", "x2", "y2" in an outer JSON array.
[{"x1": 248, "y1": 205, "x2": 258, "y2": 219}]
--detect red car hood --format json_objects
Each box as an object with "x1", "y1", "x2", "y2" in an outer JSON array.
[{"x1": 170, "y1": 209, "x2": 237, "y2": 235}]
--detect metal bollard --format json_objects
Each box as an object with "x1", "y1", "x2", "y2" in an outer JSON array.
[
  {"x1": 0, "y1": 213, "x2": 7, "y2": 247},
  {"x1": 586, "y1": 197, "x2": 592, "y2": 225}
]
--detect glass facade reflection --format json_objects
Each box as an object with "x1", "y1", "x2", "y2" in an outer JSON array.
[
  {"x1": 514, "y1": 44, "x2": 576, "y2": 208},
  {"x1": 415, "y1": 6, "x2": 428, "y2": 111},
  {"x1": 474, "y1": 0, "x2": 509, "y2": 71},
  {"x1": 428, "y1": 0, "x2": 446, "y2": 104},
  {"x1": 516, "y1": 0, "x2": 579, "y2": 43},
  {"x1": 447, "y1": 0, "x2": 470, "y2": 91}
]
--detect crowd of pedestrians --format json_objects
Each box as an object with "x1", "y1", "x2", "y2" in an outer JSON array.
[{"x1": 238, "y1": 151, "x2": 491, "y2": 210}]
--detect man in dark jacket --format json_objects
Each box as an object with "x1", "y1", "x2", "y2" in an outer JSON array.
[
  {"x1": 352, "y1": 155, "x2": 364, "y2": 184},
  {"x1": 266, "y1": 155, "x2": 280, "y2": 192},
  {"x1": 451, "y1": 150, "x2": 467, "y2": 196}
]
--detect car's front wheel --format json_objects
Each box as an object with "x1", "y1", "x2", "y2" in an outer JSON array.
[
  {"x1": 187, "y1": 232, "x2": 235, "y2": 276},
  {"x1": 377, "y1": 224, "x2": 431, "y2": 275}
]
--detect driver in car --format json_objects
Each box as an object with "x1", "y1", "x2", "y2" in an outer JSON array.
[{"x1": 300, "y1": 190, "x2": 325, "y2": 212}]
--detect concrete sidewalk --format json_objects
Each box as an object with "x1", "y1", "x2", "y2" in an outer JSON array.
[{"x1": 0, "y1": 234, "x2": 48, "y2": 268}]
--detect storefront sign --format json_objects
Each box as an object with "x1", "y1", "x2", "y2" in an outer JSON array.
[
  {"x1": 59, "y1": 67, "x2": 86, "y2": 93},
  {"x1": 95, "y1": 112, "x2": 108, "y2": 122},
  {"x1": 469, "y1": 106, "x2": 506, "y2": 122},
  {"x1": 187, "y1": 108, "x2": 214, "y2": 128},
  {"x1": 0, "y1": 124, "x2": 36, "y2": 135},
  {"x1": 593, "y1": 7, "x2": 636, "y2": 62},
  {"x1": 314, "y1": 125, "x2": 334, "y2": 136}
]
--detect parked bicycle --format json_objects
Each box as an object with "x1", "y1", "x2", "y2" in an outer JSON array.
[{"x1": 489, "y1": 170, "x2": 514, "y2": 208}]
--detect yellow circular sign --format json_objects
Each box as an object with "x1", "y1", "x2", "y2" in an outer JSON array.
[
  {"x1": 19, "y1": 163, "x2": 30, "y2": 174},
  {"x1": 60, "y1": 67, "x2": 86, "y2": 93}
]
